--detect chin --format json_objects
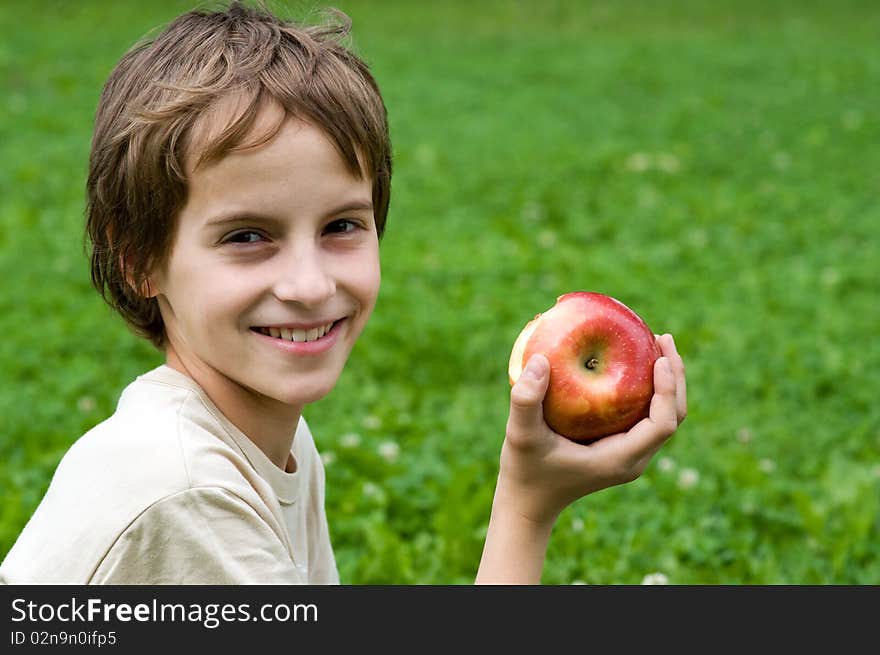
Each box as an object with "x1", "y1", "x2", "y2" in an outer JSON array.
[{"x1": 271, "y1": 375, "x2": 340, "y2": 407}]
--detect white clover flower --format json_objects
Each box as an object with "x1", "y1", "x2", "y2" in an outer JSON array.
[
  {"x1": 320, "y1": 451, "x2": 336, "y2": 466},
  {"x1": 677, "y1": 468, "x2": 699, "y2": 490},
  {"x1": 641, "y1": 572, "x2": 669, "y2": 585},
  {"x1": 820, "y1": 268, "x2": 840, "y2": 288},
  {"x1": 537, "y1": 230, "x2": 558, "y2": 249},
  {"x1": 362, "y1": 415, "x2": 382, "y2": 430},
  {"x1": 657, "y1": 456, "x2": 675, "y2": 473},
  {"x1": 77, "y1": 396, "x2": 96, "y2": 413},
  {"x1": 626, "y1": 152, "x2": 652, "y2": 172},
  {"x1": 736, "y1": 427, "x2": 753, "y2": 444},
  {"x1": 656, "y1": 153, "x2": 681, "y2": 174},
  {"x1": 521, "y1": 201, "x2": 546, "y2": 222},
  {"x1": 377, "y1": 440, "x2": 400, "y2": 462},
  {"x1": 570, "y1": 517, "x2": 585, "y2": 533},
  {"x1": 362, "y1": 482, "x2": 381, "y2": 498},
  {"x1": 758, "y1": 458, "x2": 776, "y2": 474},
  {"x1": 340, "y1": 432, "x2": 361, "y2": 448}
]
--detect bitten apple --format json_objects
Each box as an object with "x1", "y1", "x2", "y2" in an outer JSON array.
[{"x1": 508, "y1": 292, "x2": 661, "y2": 442}]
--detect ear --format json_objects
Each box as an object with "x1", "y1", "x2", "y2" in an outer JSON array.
[
  {"x1": 120, "y1": 254, "x2": 159, "y2": 298},
  {"x1": 140, "y1": 276, "x2": 159, "y2": 299}
]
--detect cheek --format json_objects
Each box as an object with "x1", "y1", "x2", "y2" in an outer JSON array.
[
  {"x1": 337, "y1": 246, "x2": 381, "y2": 306},
  {"x1": 355, "y1": 255, "x2": 381, "y2": 312},
  {"x1": 164, "y1": 265, "x2": 251, "y2": 329}
]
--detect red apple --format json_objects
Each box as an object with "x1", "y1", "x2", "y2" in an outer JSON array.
[{"x1": 508, "y1": 292, "x2": 661, "y2": 442}]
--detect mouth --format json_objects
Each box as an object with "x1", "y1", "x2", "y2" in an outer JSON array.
[{"x1": 249, "y1": 319, "x2": 344, "y2": 344}]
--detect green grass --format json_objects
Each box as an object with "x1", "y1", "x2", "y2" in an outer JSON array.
[{"x1": 1, "y1": 0, "x2": 878, "y2": 584}]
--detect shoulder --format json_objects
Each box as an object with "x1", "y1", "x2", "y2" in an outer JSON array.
[
  {"x1": 90, "y1": 486, "x2": 303, "y2": 584},
  {"x1": 59, "y1": 373, "x2": 247, "y2": 497},
  {"x1": 293, "y1": 415, "x2": 320, "y2": 463},
  {"x1": 291, "y1": 416, "x2": 323, "y2": 476},
  {"x1": 292, "y1": 415, "x2": 331, "y2": 511},
  {"x1": 0, "y1": 369, "x2": 285, "y2": 583}
]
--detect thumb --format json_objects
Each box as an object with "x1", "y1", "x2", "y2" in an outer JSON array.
[{"x1": 507, "y1": 354, "x2": 550, "y2": 439}]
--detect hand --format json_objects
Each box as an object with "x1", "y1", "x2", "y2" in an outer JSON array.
[{"x1": 495, "y1": 333, "x2": 687, "y2": 527}]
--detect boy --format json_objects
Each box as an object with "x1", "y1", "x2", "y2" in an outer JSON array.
[{"x1": 0, "y1": 2, "x2": 686, "y2": 584}]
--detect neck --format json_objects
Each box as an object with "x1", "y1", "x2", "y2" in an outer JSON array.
[{"x1": 165, "y1": 346, "x2": 302, "y2": 471}]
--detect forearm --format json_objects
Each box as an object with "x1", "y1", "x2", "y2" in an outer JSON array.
[{"x1": 475, "y1": 496, "x2": 556, "y2": 585}]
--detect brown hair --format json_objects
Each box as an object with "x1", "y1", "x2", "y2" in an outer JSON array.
[{"x1": 85, "y1": 1, "x2": 392, "y2": 349}]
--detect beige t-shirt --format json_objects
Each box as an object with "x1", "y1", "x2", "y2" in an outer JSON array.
[{"x1": 0, "y1": 365, "x2": 339, "y2": 584}]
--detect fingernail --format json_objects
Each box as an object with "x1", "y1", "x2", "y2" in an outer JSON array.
[{"x1": 524, "y1": 356, "x2": 544, "y2": 379}]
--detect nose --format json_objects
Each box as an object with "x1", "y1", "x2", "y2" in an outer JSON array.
[{"x1": 271, "y1": 244, "x2": 336, "y2": 307}]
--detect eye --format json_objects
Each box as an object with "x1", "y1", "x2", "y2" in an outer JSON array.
[
  {"x1": 222, "y1": 230, "x2": 266, "y2": 244},
  {"x1": 324, "y1": 219, "x2": 362, "y2": 235}
]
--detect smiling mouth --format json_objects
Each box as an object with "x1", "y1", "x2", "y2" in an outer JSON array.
[{"x1": 250, "y1": 319, "x2": 342, "y2": 343}]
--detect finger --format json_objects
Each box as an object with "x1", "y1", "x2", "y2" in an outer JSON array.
[
  {"x1": 506, "y1": 354, "x2": 551, "y2": 447},
  {"x1": 660, "y1": 334, "x2": 687, "y2": 423},
  {"x1": 615, "y1": 356, "x2": 678, "y2": 458},
  {"x1": 649, "y1": 356, "x2": 679, "y2": 434}
]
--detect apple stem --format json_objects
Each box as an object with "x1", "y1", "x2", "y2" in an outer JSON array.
[{"x1": 586, "y1": 357, "x2": 599, "y2": 370}]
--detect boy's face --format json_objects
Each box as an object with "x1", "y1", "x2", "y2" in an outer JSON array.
[{"x1": 149, "y1": 106, "x2": 380, "y2": 413}]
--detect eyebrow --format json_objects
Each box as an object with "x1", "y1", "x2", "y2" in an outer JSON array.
[
  {"x1": 204, "y1": 199, "x2": 374, "y2": 228},
  {"x1": 328, "y1": 199, "x2": 374, "y2": 215}
]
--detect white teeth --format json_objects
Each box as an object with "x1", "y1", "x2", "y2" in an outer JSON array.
[{"x1": 259, "y1": 321, "x2": 337, "y2": 342}]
